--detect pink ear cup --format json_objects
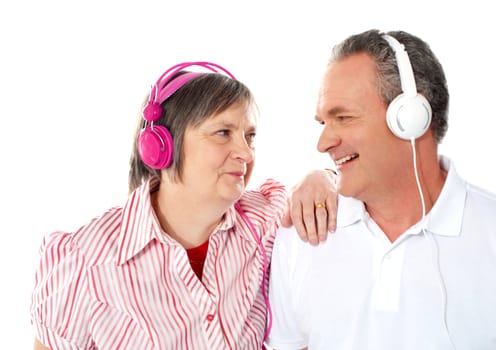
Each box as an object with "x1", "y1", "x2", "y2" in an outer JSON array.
[
  {"x1": 143, "y1": 102, "x2": 163, "y2": 122},
  {"x1": 138, "y1": 125, "x2": 174, "y2": 169},
  {"x1": 138, "y1": 62, "x2": 236, "y2": 170}
]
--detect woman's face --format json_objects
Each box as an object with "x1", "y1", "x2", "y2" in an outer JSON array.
[{"x1": 180, "y1": 102, "x2": 256, "y2": 206}]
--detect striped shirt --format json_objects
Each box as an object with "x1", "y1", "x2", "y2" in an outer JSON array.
[{"x1": 31, "y1": 178, "x2": 286, "y2": 349}]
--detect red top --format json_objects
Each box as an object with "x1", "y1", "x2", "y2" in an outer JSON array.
[{"x1": 186, "y1": 239, "x2": 210, "y2": 279}]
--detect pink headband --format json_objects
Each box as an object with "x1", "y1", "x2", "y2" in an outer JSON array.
[{"x1": 149, "y1": 61, "x2": 237, "y2": 104}]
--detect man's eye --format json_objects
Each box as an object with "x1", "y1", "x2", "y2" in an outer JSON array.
[{"x1": 246, "y1": 132, "x2": 256, "y2": 142}]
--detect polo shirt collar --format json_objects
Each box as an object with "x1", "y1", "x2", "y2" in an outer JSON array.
[
  {"x1": 424, "y1": 156, "x2": 467, "y2": 237},
  {"x1": 116, "y1": 178, "x2": 237, "y2": 265},
  {"x1": 336, "y1": 195, "x2": 366, "y2": 228},
  {"x1": 335, "y1": 156, "x2": 467, "y2": 238}
]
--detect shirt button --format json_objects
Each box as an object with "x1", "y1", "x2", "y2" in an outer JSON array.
[{"x1": 206, "y1": 314, "x2": 215, "y2": 322}]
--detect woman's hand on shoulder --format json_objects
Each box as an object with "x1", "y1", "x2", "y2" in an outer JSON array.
[{"x1": 282, "y1": 169, "x2": 338, "y2": 245}]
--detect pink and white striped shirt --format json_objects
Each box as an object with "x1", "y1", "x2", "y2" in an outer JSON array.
[{"x1": 31, "y1": 178, "x2": 286, "y2": 349}]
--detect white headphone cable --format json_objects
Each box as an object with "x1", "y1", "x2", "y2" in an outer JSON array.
[{"x1": 410, "y1": 137, "x2": 456, "y2": 349}]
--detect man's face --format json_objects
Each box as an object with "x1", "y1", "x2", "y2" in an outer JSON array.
[{"x1": 315, "y1": 53, "x2": 413, "y2": 202}]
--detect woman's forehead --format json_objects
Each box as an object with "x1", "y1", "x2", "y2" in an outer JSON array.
[{"x1": 204, "y1": 103, "x2": 257, "y2": 126}]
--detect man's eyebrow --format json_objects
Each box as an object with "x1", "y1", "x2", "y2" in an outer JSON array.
[
  {"x1": 326, "y1": 106, "x2": 348, "y2": 116},
  {"x1": 315, "y1": 106, "x2": 349, "y2": 121}
]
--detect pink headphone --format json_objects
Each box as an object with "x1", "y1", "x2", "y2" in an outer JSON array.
[{"x1": 138, "y1": 61, "x2": 236, "y2": 169}]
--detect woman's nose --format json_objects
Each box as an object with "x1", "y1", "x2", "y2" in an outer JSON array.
[{"x1": 232, "y1": 136, "x2": 255, "y2": 163}]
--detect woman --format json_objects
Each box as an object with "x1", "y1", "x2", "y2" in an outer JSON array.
[{"x1": 31, "y1": 62, "x2": 335, "y2": 349}]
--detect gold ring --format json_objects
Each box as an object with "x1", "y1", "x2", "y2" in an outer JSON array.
[{"x1": 315, "y1": 202, "x2": 326, "y2": 209}]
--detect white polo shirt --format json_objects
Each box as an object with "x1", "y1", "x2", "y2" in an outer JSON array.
[{"x1": 267, "y1": 157, "x2": 496, "y2": 350}]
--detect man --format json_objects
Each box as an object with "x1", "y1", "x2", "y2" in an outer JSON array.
[{"x1": 267, "y1": 29, "x2": 496, "y2": 349}]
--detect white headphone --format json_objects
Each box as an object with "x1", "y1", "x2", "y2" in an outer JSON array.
[{"x1": 383, "y1": 34, "x2": 432, "y2": 140}]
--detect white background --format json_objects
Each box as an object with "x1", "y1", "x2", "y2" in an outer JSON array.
[{"x1": 1, "y1": 0, "x2": 495, "y2": 347}]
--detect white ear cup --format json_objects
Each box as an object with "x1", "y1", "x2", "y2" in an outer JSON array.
[
  {"x1": 383, "y1": 34, "x2": 432, "y2": 140},
  {"x1": 386, "y1": 93, "x2": 432, "y2": 140}
]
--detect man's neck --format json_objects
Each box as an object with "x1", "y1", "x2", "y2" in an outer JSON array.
[{"x1": 365, "y1": 157, "x2": 447, "y2": 243}]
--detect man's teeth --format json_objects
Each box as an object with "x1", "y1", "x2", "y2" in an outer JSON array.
[{"x1": 335, "y1": 154, "x2": 358, "y2": 165}]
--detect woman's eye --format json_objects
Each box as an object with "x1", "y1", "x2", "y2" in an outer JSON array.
[{"x1": 216, "y1": 129, "x2": 230, "y2": 137}]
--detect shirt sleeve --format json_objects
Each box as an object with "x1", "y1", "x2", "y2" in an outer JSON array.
[
  {"x1": 239, "y1": 178, "x2": 287, "y2": 245},
  {"x1": 266, "y1": 227, "x2": 308, "y2": 349},
  {"x1": 257, "y1": 178, "x2": 287, "y2": 216},
  {"x1": 30, "y1": 231, "x2": 93, "y2": 349}
]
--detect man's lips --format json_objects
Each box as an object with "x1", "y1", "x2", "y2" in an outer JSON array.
[{"x1": 334, "y1": 153, "x2": 359, "y2": 166}]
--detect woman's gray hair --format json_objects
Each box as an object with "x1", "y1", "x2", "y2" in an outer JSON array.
[{"x1": 128, "y1": 72, "x2": 255, "y2": 193}]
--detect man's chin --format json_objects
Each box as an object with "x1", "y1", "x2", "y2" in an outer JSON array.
[{"x1": 336, "y1": 179, "x2": 356, "y2": 199}]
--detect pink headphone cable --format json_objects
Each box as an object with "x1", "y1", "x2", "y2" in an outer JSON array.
[{"x1": 234, "y1": 202, "x2": 272, "y2": 344}]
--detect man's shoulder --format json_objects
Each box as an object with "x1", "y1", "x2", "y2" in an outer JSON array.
[
  {"x1": 275, "y1": 225, "x2": 304, "y2": 244},
  {"x1": 467, "y1": 183, "x2": 496, "y2": 202},
  {"x1": 465, "y1": 183, "x2": 496, "y2": 217}
]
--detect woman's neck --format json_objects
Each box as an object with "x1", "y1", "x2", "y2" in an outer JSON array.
[{"x1": 152, "y1": 183, "x2": 227, "y2": 249}]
